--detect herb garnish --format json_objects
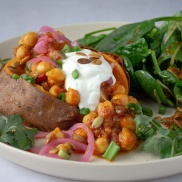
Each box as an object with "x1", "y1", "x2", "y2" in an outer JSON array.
[
  {"x1": 21, "y1": 73, "x2": 35, "y2": 84},
  {"x1": 132, "y1": 102, "x2": 182, "y2": 159},
  {"x1": 0, "y1": 114, "x2": 37, "y2": 150}
]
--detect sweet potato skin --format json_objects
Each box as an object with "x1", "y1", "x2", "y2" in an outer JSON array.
[{"x1": 0, "y1": 70, "x2": 81, "y2": 131}]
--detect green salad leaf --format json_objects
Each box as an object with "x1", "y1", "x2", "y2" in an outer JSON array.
[{"x1": 135, "y1": 113, "x2": 182, "y2": 159}]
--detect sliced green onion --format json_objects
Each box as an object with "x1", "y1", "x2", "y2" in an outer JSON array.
[
  {"x1": 142, "y1": 106, "x2": 153, "y2": 117},
  {"x1": 103, "y1": 141, "x2": 120, "y2": 161},
  {"x1": 58, "y1": 93, "x2": 66, "y2": 101},
  {"x1": 11, "y1": 74, "x2": 20, "y2": 80},
  {"x1": 72, "y1": 69, "x2": 79, "y2": 79},
  {"x1": 56, "y1": 59, "x2": 63, "y2": 69},
  {"x1": 159, "y1": 105, "x2": 166, "y2": 115},
  {"x1": 58, "y1": 149, "x2": 71, "y2": 160},
  {"x1": 80, "y1": 107, "x2": 90, "y2": 115},
  {"x1": 127, "y1": 102, "x2": 142, "y2": 114},
  {"x1": 21, "y1": 74, "x2": 35, "y2": 84},
  {"x1": 73, "y1": 46, "x2": 80, "y2": 52},
  {"x1": 62, "y1": 44, "x2": 71, "y2": 53}
]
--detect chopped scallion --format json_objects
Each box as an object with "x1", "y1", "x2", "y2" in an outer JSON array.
[
  {"x1": 159, "y1": 105, "x2": 166, "y2": 115},
  {"x1": 80, "y1": 107, "x2": 90, "y2": 115},
  {"x1": 127, "y1": 102, "x2": 142, "y2": 114},
  {"x1": 58, "y1": 149, "x2": 71, "y2": 160},
  {"x1": 58, "y1": 93, "x2": 66, "y2": 101},
  {"x1": 21, "y1": 74, "x2": 35, "y2": 84},
  {"x1": 73, "y1": 46, "x2": 80, "y2": 52},
  {"x1": 72, "y1": 69, "x2": 79, "y2": 79},
  {"x1": 11, "y1": 74, "x2": 20, "y2": 80},
  {"x1": 62, "y1": 44, "x2": 71, "y2": 53},
  {"x1": 142, "y1": 106, "x2": 153, "y2": 117},
  {"x1": 103, "y1": 141, "x2": 120, "y2": 161},
  {"x1": 56, "y1": 59, "x2": 63, "y2": 69}
]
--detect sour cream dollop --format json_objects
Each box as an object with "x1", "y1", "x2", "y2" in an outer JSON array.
[{"x1": 62, "y1": 49, "x2": 116, "y2": 111}]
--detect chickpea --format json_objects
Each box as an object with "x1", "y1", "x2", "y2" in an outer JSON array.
[
  {"x1": 73, "y1": 128, "x2": 87, "y2": 143},
  {"x1": 82, "y1": 111, "x2": 98, "y2": 126},
  {"x1": 36, "y1": 61, "x2": 54, "y2": 74},
  {"x1": 28, "y1": 62, "x2": 39, "y2": 77},
  {"x1": 120, "y1": 115, "x2": 136, "y2": 132},
  {"x1": 15, "y1": 45, "x2": 31, "y2": 60},
  {"x1": 19, "y1": 32, "x2": 38, "y2": 48},
  {"x1": 111, "y1": 83, "x2": 126, "y2": 97},
  {"x1": 97, "y1": 100, "x2": 113, "y2": 118},
  {"x1": 111, "y1": 94, "x2": 128, "y2": 106},
  {"x1": 95, "y1": 137, "x2": 109, "y2": 154},
  {"x1": 65, "y1": 88, "x2": 80, "y2": 106},
  {"x1": 46, "y1": 68, "x2": 65, "y2": 86},
  {"x1": 119, "y1": 128, "x2": 137, "y2": 151},
  {"x1": 46, "y1": 127, "x2": 65, "y2": 143},
  {"x1": 49, "y1": 85, "x2": 63, "y2": 98}
]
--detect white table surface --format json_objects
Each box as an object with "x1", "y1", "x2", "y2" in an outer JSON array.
[{"x1": 0, "y1": 0, "x2": 182, "y2": 181}]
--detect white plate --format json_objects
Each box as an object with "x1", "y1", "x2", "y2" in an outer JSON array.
[{"x1": 0, "y1": 22, "x2": 181, "y2": 182}]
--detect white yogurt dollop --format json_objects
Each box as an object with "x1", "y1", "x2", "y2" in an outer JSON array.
[{"x1": 62, "y1": 49, "x2": 116, "y2": 111}]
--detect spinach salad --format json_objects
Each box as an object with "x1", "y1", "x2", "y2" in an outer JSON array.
[{"x1": 78, "y1": 11, "x2": 182, "y2": 159}]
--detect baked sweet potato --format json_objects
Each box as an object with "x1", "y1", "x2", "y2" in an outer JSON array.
[{"x1": 0, "y1": 70, "x2": 81, "y2": 131}]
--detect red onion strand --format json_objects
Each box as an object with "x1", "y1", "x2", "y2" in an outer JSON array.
[{"x1": 28, "y1": 56, "x2": 59, "y2": 68}]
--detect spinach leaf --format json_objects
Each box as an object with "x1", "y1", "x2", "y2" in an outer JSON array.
[
  {"x1": 158, "y1": 26, "x2": 182, "y2": 66},
  {"x1": 96, "y1": 20, "x2": 155, "y2": 52},
  {"x1": 158, "y1": 70, "x2": 182, "y2": 87},
  {"x1": 134, "y1": 70, "x2": 174, "y2": 106},
  {"x1": 149, "y1": 22, "x2": 168, "y2": 57},
  {"x1": 158, "y1": 11, "x2": 182, "y2": 66},
  {"x1": 134, "y1": 115, "x2": 153, "y2": 139},
  {"x1": 78, "y1": 34, "x2": 107, "y2": 47},
  {"x1": 115, "y1": 38, "x2": 151, "y2": 66},
  {"x1": 173, "y1": 85, "x2": 182, "y2": 107},
  {"x1": 121, "y1": 55, "x2": 137, "y2": 87}
]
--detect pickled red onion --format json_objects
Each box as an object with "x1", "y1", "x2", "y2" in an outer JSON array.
[
  {"x1": 29, "y1": 147, "x2": 41, "y2": 153},
  {"x1": 38, "y1": 26, "x2": 72, "y2": 45},
  {"x1": 104, "y1": 77, "x2": 113, "y2": 86},
  {"x1": 28, "y1": 56, "x2": 59, "y2": 68},
  {"x1": 34, "y1": 131, "x2": 49, "y2": 139},
  {"x1": 33, "y1": 35, "x2": 53, "y2": 54},
  {"x1": 38, "y1": 35, "x2": 53, "y2": 42},
  {"x1": 65, "y1": 123, "x2": 95, "y2": 162},
  {"x1": 34, "y1": 123, "x2": 95, "y2": 162},
  {"x1": 33, "y1": 41, "x2": 49, "y2": 54}
]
